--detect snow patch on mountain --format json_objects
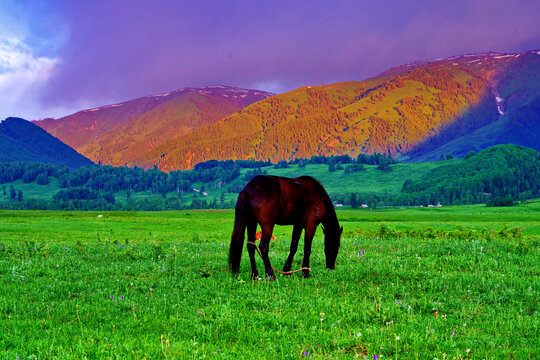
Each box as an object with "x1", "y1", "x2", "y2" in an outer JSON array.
[{"x1": 86, "y1": 103, "x2": 124, "y2": 112}]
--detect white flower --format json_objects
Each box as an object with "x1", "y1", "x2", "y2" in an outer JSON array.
[
  {"x1": 395, "y1": 336, "x2": 400, "y2": 340},
  {"x1": 357, "y1": 332, "x2": 361, "y2": 337}
]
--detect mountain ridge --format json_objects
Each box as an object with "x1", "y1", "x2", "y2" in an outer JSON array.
[
  {"x1": 34, "y1": 50, "x2": 540, "y2": 170},
  {"x1": 34, "y1": 85, "x2": 273, "y2": 168}
]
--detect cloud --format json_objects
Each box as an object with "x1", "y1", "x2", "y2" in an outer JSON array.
[
  {"x1": 3, "y1": 0, "x2": 540, "y2": 119},
  {"x1": 0, "y1": 36, "x2": 61, "y2": 120}
]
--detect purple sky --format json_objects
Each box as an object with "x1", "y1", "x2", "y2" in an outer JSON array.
[{"x1": 1, "y1": 0, "x2": 539, "y2": 120}]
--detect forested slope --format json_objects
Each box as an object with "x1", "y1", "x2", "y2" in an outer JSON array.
[{"x1": 0, "y1": 117, "x2": 94, "y2": 168}]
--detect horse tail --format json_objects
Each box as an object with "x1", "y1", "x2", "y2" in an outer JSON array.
[{"x1": 229, "y1": 192, "x2": 247, "y2": 274}]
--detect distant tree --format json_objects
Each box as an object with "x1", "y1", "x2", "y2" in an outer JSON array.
[
  {"x1": 36, "y1": 173, "x2": 49, "y2": 185},
  {"x1": 102, "y1": 191, "x2": 115, "y2": 204},
  {"x1": 328, "y1": 162, "x2": 336, "y2": 172},
  {"x1": 190, "y1": 193, "x2": 199, "y2": 209},
  {"x1": 486, "y1": 195, "x2": 515, "y2": 207},
  {"x1": 377, "y1": 163, "x2": 392, "y2": 172},
  {"x1": 345, "y1": 164, "x2": 365, "y2": 173},
  {"x1": 368, "y1": 196, "x2": 378, "y2": 210},
  {"x1": 10, "y1": 186, "x2": 16, "y2": 200},
  {"x1": 350, "y1": 193, "x2": 358, "y2": 209},
  {"x1": 220, "y1": 192, "x2": 225, "y2": 208},
  {"x1": 2, "y1": 186, "x2": 5, "y2": 196},
  {"x1": 17, "y1": 190, "x2": 23, "y2": 202},
  {"x1": 465, "y1": 151, "x2": 476, "y2": 160},
  {"x1": 446, "y1": 154, "x2": 454, "y2": 160},
  {"x1": 440, "y1": 154, "x2": 445, "y2": 161}
]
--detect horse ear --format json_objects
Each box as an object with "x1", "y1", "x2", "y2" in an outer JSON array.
[{"x1": 322, "y1": 226, "x2": 326, "y2": 235}]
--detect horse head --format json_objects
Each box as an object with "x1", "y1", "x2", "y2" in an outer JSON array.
[{"x1": 322, "y1": 225, "x2": 343, "y2": 270}]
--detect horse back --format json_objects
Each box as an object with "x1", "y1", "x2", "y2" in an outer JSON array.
[{"x1": 240, "y1": 175, "x2": 327, "y2": 225}]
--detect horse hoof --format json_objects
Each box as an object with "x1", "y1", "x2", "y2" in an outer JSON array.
[
  {"x1": 251, "y1": 273, "x2": 260, "y2": 281},
  {"x1": 302, "y1": 270, "x2": 311, "y2": 278},
  {"x1": 267, "y1": 274, "x2": 276, "y2": 281}
]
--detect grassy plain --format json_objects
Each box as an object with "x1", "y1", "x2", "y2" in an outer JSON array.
[{"x1": 0, "y1": 201, "x2": 539, "y2": 359}]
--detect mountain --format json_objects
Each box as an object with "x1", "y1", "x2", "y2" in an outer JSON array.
[
  {"x1": 34, "y1": 86, "x2": 273, "y2": 170},
  {"x1": 35, "y1": 51, "x2": 540, "y2": 171},
  {"x1": 408, "y1": 51, "x2": 540, "y2": 161},
  {"x1": 141, "y1": 50, "x2": 540, "y2": 169},
  {"x1": 0, "y1": 117, "x2": 94, "y2": 168}
]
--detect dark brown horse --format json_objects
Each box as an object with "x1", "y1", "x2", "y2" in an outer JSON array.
[{"x1": 229, "y1": 175, "x2": 343, "y2": 279}]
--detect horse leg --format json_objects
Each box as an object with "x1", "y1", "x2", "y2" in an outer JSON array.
[
  {"x1": 283, "y1": 224, "x2": 303, "y2": 274},
  {"x1": 301, "y1": 223, "x2": 317, "y2": 278},
  {"x1": 246, "y1": 221, "x2": 259, "y2": 280},
  {"x1": 259, "y1": 224, "x2": 276, "y2": 280}
]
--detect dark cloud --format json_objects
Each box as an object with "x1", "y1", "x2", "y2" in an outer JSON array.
[{"x1": 37, "y1": 0, "x2": 540, "y2": 115}]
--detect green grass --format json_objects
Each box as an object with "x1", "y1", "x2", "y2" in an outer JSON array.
[
  {"x1": 0, "y1": 203, "x2": 539, "y2": 359},
  {"x1": 260, "y1": 161, "x2": 454, "y2": 195},
  {"x1": 2, "y1": 178, "x2": 61, "y2": 200}
]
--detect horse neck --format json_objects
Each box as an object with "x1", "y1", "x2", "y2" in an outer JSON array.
[{"x1": 322, "y1": 196, "x2": 340, "y2": 231}]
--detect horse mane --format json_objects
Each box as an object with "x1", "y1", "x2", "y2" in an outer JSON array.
[{"x1": 297, "y1": 176, "x2": 338, "y2": 229}]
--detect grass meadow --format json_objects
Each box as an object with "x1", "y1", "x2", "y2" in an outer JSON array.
[{"x1": 0, "y1": 201, "x2": 539, "y2": 359}]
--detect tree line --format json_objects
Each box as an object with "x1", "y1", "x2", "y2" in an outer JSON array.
[{"x1": 1, "y1": 145, "x2": 537, "y2": 210}]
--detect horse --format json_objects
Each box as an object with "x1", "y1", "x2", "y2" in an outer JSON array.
[{"x1": 228, "y1": 175, "x2": 343, "y2": 279}]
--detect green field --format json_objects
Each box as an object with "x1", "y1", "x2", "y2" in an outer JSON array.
[
  {"x1": 1, "y1": 159, "x2": 456, "y2": 209},
  {"x1": 1, "y1": 202, "x2": 539, "y2": 359}
]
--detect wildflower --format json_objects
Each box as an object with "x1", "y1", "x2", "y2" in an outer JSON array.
[
  {"x1": 302, "y1": 350, "x2": 311, "y2": 358},
  {"x1": 430, "y1": 329, "x2": 435, "y2": 333},
  {"x1": 121, "y1": 295, "x2": 124, "y2": 301},
  {"x1": 395, "y1": 336, "x2": 400, "y2": 340},
  {"x1": 373, "y1": 355, "x2": 379, "y2": 360},
  {"x1": 110, "y1": 295, "x2": 114, "y2": 300},
  {"x1": 357, "y1": 332, "x2": 362, "y2": 337},
  {"x1": 466, "y1": 349, "x2": 470, "y2": 353}
]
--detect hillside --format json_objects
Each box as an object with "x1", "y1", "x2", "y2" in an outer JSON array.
[
  {"x1": 409, "y1": 51, "x2": 540, "y2": 161},
  {"x1": 34, "y1": 86, "x2": 272, "y2": 169},
  {"x1": 143, "y1": 51, "x2": 540, "y2": 170},
  {"x1": 0, "y1": 117, "x2": 94, "y2": 168},
  {"x1": 33, "y1": 51, "x2": 540, "y2": 171},
  {"x1": 1, "y1": 145, "x2": 537, "y2": 210},
  {"x1": 401, "y1": 144, "x2": 540, "y2": 204}
]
